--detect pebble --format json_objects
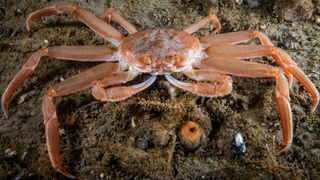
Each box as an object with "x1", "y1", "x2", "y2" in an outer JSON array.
[
  {"x1": 234, "y1": 133, "x2": 246, "y2": 155},
  {"x1": 2, "y1": 26, "x2": 13, "y2": 37},
  {"x1": 135, "y1": 138, "x2": 148, "y2": 150},
  {"x1": 100, "y1": 173, "x2": 105, "y2": 178},
  {"x1": 316, "y1": 16, "x2": 320, "y2": 24}
]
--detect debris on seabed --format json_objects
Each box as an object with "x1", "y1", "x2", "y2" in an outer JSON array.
[
  {"x1": 5, "y1": 149, "x2": 17, "y2": 158},
  {"x1": 234, "y1": 133, "x2": 246, "y2": 155}
]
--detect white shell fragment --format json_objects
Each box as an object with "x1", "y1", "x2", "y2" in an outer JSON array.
[{"x1": 235, "y1": 133, "x2": 246, "y2": 155}]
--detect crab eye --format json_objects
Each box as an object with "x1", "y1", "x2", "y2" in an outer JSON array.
[{"x1": 140, "y1": 56, "x2": 152, "y2": 65}]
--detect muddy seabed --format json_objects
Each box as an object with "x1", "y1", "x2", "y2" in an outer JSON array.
[{"x1": 0, "y1": 0, "x2": 319, "y2": 179}]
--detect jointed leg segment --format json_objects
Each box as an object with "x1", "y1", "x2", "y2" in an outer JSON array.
[
  {"x1": 183, "y1": 7, "x2": 221, "y2": 34},
  {"x1": 105, "y1": 8, "x2": 138, "y2": 34},
  {"x1": 42, "y1": 62, "x2": 135, "y2": 179},
  {"x1": 165, "y1": 74, "x2": 232, "y2": 97},
  {"x1": 200, "y1": 30, "x2": 295, "y2": 87},
  {"x1": 27, "y1": 4, "x2": 123, "y2": 45},
  {"x1": 92, "y1": 75, "x2": 157, "y2": 102},
  {"x1": 1, "y1": 46, "x2": 115, "y2": 117},
  {"x1": 198, "y1": 57, "x2": 296, "y2": 152},
  {"x1": 200, "y1": 30, "x2": 273, "y2": 47},
  {"x1": 204, "y1": 45, "x2": 319, "y2": 111}
]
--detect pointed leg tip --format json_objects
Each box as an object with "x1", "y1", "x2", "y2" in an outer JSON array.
[
  {"x1": 2, "y1": 104, "x2": 9, "y2": 119},
  {"x1": 26, "y1": 17, "x2": 31, "y2": 32},
  {"x1": 56, "y1": 167, "x2": 77, "y2": 179},
  {"x1": 3, "y1": 112, "x2": 9, "y2": 119},
  {"x1": 276, "y1": 144, "x2": 291, "y2": 154},
  {"x1": 311, "y1": 100, "x2": 319, "y2": 113}
]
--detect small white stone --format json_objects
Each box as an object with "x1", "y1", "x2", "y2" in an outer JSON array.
[
  {"x1": 316, "y1": 17, "x2": 320, "y2": 24},
  {"x1": 44, "y1": 39, "x2": 49, "y2": 44},
  {"x1": 131, "y1": 117, "x2": 136, "y2": 128},
  {"x1": 235, "y1": 133, "x2": 246, "y2": 154},
  {"x1": 100, "y1": 173, "x2": 105, "y2": 178},
  {"x1": 235, "y1": 133, "x2": 244, "y2": 147},
  {"x1": 59, "y1": 128, "x2": 65, "y2": 135},
  {"x1": 5, "y1": 149, "x2": 17, "y2": 157},
  {"x1": 259, "y1": 24, "x2": 267, "y2": 29}
]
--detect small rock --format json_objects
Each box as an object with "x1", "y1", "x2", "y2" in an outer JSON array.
[
  {"x1": 100, "y1": 173, "x2": 105, "y2": 178},
  {"x1": 2, "y1": 26, "x2": 13, "y2": 37},
  {"x1": 234, "y1": 133, "x2": 246, "y2": 155},
  {"x1": 316, "y1": 16, "x2": 320, "y2": 24},
  {"x1": 135, "y1": 138, "x2": 148, "y2": 150},
  {"x1": 274, "y1": 0, "x2": 314, "y2": 21}
]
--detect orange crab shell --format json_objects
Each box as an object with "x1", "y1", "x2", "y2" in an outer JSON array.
[{"x1": 118, "y1": 29, "x2": 203, "y2": 75}]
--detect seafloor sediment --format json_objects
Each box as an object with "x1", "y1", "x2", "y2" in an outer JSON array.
[{"x1": 0, "y1": 0, "x2": 319, "y2": 179}]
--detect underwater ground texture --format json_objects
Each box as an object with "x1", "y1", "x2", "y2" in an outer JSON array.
[{"x1": 0, "y1": 0, "x2": 319, "y2": 179}]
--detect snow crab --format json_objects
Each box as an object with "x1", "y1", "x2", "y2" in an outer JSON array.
[{"x1": 2, "y1": 3, "x2": 319, "y2": 178}]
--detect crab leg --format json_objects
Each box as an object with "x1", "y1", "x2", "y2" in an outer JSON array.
[
  {"x1": 205, "y1": 45, "x2": 292, "y2": 86},
  {"x1": 200, "y1": 30, "x2": 273, "y2": 47},
  {"x1": 200, "y1": 31, "x2": 294, "y2": 86},
  {"x1": 204, "y1": 45, "x2": 319, "y2": 111},
  {"x1": 93, "y1": 71, "x2": 139, "y2": 88},
  {"x1": 183, "y1": 6, "x2": 221, "y2": 34},
  {"x1": 2, "y1": 46, "x2": 115, "y2": 117},
  {"x1": 42, "y1": 62, "x2": 121, "y2": 179},
  {"x1": 105, "y1": 8, "x2": 138, "y2": 34},
  {"x1": 92, "y1": 75, "x2": 157, "y2": 101},
  {"x1": 197, "y1": 58, "x2": 293, "y2": 152},
  {"x1": 27, "y1": 4, "x2": 122, "y2": 45},
  {"x1": 184, "y1": 69, "x2": 231, "y2": 83},
  {"x1": 165, "y1": 74, "x2": 232, "y2": 97}
]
